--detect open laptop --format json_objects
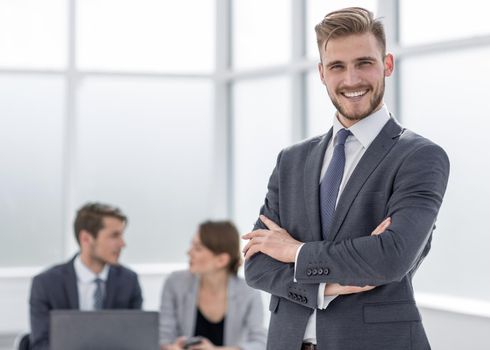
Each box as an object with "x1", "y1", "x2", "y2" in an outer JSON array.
[{"x1": 50, "y1": 310, "x2": 159, "y2": 350}]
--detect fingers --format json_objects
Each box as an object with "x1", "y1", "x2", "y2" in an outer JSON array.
[
  {"x1": 259, "y1": 214, "x2": 281, "y2": 230},
  {"x1": 324, "y1": 283, "x2": 343, "y2": 296},
  {"x1": 371, "y1": 217, "x2": 391, "y2": 236},
  {"x1": 242, "y1": 229, "x2": 266, "y2": 240},
  {"x1": 241, "y1": 216, "x2": 281, "y2": 241},
  {"x1": 174, "y1": 336, "x2": 186, "y2": 349},
  {"x1": 349, "y1": 285, "x2": 375, "y2": 293},
  {"x1": 243, "y1": 242, "x2": 261, "y2": 260},
  {"x1": 325, "y1": 283, "x2": 376, "y2": 296}
]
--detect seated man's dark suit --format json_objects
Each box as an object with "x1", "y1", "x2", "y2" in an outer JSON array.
[{"x1": 29, "y1": 255, "x2": 143, "y2": 350}]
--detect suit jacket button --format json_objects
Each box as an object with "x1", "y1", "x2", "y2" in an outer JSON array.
[
  {"x1": 312, "y1": 268, "x2": 318, "y2": 275},
  {"x1": 323, "y1": 268, "x2": 329, "y2": 275},
  {"x1": 306, "y1": 268, "x2": 312, "y2": 276},
  {"x1": 303, "y1": 297, "x2": 308, "y2": 304},
  {"x1": 288, "y1": 292, "x2": 293, "y2": 298},
  {"x1": 317, "y1": 268, "x2": 323, "y2": 275}
]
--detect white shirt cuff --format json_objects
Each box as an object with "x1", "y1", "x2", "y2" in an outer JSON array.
[
  {"x1": 317, "y1": 284, "x2": 337, "y2": 309},
  {"x1": 293, "y1": 243, "x2": 305, "y2": 282}
]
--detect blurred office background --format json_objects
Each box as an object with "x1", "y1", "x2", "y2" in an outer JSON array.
[{"x1": 1, "y1": 0, "x2": 490, "y2": 348}]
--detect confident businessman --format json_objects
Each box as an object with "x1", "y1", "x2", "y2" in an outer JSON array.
[
  {"x1": 29, "y1": 202, "x2": 142, "y2": 350},
  {"x1": 243, "y1": 7, "x2": 449, "y2": 350}
]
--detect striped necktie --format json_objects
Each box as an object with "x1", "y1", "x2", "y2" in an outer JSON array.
[
  {"x1": 93, "y1": 277, "x2": 104, "y2": 310},
  {"x1": 320, "y1": 128, "x2": 351, "y2": 240}
]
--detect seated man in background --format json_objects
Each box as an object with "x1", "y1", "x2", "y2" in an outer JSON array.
[{"x1": 29, "y1": 202, "x2": 143, "y2": 350}]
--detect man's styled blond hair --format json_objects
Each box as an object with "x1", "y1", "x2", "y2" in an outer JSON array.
[{"x1": 315, "y1": 7, "x2": 386, "y2": 60}]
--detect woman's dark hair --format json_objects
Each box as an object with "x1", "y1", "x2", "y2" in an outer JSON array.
[{"x1": 198, "y1": 220, "x2": 242, "y2": 275}]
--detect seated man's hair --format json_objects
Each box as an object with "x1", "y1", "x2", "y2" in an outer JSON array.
[{"x1": 74, "y1": 202, "x2": 127, "y2": 243}]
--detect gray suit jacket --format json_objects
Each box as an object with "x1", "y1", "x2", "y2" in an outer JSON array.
[
  {"x1": 159, "y1": 270, "x2": 267, "y2": 350},
  {"x1": 29, "y1": 255, "x2": 143, "y2": 350},
  {"x1": 245, "y1": 118, "x2": 450, "y2": 350}
]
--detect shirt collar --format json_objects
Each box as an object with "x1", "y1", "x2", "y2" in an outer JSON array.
[
  {"x1": 332, "y1": 104, "x2": 391, "y2": 149},
  {"x1": 74, "y1": 254, "x2": 109, "y2": 283}
]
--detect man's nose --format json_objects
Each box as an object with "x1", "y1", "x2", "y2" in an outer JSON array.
[{"x1": 344, "y1": 67, "x2": 362, "y2": 86}]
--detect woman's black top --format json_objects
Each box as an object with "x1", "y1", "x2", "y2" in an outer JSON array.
[{"x1": 193, "y1": 308, "x2": 225, "y2": 346}]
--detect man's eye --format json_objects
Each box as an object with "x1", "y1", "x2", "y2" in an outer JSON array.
[
  {"x1": 330, "y1": 65, "x2": 343, "y2": 70},
  {"x1": 360, "y1": 61, "x2": 372, "y2": 66}
]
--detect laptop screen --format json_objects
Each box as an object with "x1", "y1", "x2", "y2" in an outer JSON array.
[{"x1": 50, "y1": 310, "x2": 159, "y2": 350}]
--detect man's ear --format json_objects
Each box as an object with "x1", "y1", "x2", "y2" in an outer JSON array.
[
  {"x1": 79, "y1": 230, "x2": 94, "y2": 246},
  {"x1": 384, "y1": 53, "x2": 394, "y2": 77},
  {"x1": 318, "y1": 62, "x2": 326, "y2": 85}
]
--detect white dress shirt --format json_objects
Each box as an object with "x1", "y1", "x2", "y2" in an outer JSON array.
[
  {"x1": 296, "y1": 104, "x2": 391, "y2": 343},
  {"x1": 74, "y1": 255, "x2": 110, "y2": 311}
]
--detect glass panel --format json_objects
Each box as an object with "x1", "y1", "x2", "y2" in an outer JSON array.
[
  {"x1": 77, "y1": 78, "x2": 214, "y2": 263},
  {"x1": 401, "y1": 47, "x2": 490, "y2": 302},
  {"x1": 0, "y1": 0, "x2": 66, "y2": 69},
  {"x1": 306, "y1": 69, "x2": 337, "y2": 137},
  {"x1": 232, "y1": 77, "x2": 291, "y2": 234},
  {"x1": 0, "y1": 75, "x2": 65, "y2": 266},
  {"x1": 307, "y1": 0, "x2": 377, "y2": 59},
  {"x1": 400, "y1": 0, "x2": 490, "y2": 46},
  {"x1": 78, "y1": 0, "x2": 215, "y2": 72},
  {"x1": 233, "y1": 0, "x2": 290, "y2": 69}
]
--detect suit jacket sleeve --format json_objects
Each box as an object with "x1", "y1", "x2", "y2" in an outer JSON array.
[
  {"x1": 245, "y1": 150, "x2": 320, "y2": 310},
  {"x1": 295, "y1": 143, "x2": 450, "y2": 285},
  {"x1": 29, "y1": 274, "x2": 50, "y2": 350},
  {"x1": 237, "y1": 289, "x2": 267, "y2": 350}
]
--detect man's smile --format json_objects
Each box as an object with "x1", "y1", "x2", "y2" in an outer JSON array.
[{"x1": 341, "y1": 89, "x2": 368, "y2": 99}]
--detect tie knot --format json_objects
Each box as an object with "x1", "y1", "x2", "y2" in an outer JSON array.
[
  {"x1": 335, "y1": 128, "x2": 351, "y2": 146},
  {"x1": 94, "y1": 277, "x2": 103, "y2": 286}
]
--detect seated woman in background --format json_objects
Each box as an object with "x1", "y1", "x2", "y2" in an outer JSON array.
[{"x1": 159, "y1": 220, "x2": 267, "y2": 350}]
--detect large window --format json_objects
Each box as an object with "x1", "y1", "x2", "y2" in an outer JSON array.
[
  {"x1": 0, "y1": 75, "x2": 65, "y2": 266},
  {"x1": 398, "y1": 1, "x2": 490, "y2": 303},
  {"x1": 77, "y1": 0, "x2": 214, "y2": 72},
  {"x1": 400, "y1": 0, "x2": 490, "y2": 46},
  {"x1": 232, "y1": 77, "x2": 291, "y2": 233},
  {"x1": 0, "y1": 0, "x2": 215, "y2": 266},
  {"x1": 0, "y1": 0, "x2": 67, "y2": 69},
  {"x1": 77, "y1": 78, "x2": 213, "y2": 262},
  {"x1": 232, "y1": 0, "x2": 290, "y2": 69},
  {"x1": 401, "y1": 48, "x2": 490, "y2": 300}
]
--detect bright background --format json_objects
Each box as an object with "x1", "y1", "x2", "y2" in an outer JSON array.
[{"x1": 1, "y1": 0, "x2": 490, "y2": 348}]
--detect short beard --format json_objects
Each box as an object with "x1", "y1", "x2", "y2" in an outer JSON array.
[{"x1": 328, "y1": 78, "x2": 385, "y2": 121}]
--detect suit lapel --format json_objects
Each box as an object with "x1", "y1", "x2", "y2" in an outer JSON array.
[
  {"x1": 224, "y1": 277, "x2": 238, "y2": 345},
  {"x1": 330, "y1": 118, "x2": 404, "y2": 241},
  {"x1": 104, "y1": 267, "x2": 117, "y2": 308},
  {"x1": 183, "y1": 276, "x2": 199, "y2": 337},
  {"x1": 304, "y1": 130, "x2": 332, "y2": 242},
  {"x1": 63, "y1": 258, "x2": 79, "y2": 309}
]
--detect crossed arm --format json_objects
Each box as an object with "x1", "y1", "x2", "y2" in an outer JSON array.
[
  {"x1": 242, "y1": 143, "x2": 449, "y2": 306},
  {"x1": 243, "y1": 215, "x2": 391, "y2": 296}
]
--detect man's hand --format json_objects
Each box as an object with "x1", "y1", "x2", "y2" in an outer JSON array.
[
  {"x1": 324, "y1": 217, "x2": 391, "y2": 296},
  {"x1": 371, "y1": 217, "x2": 391, "y2": 236},
  {"x1": 325, "y1": 283, "x2": 375, "y2": 295},
  {"x1": 242, "y1": 215, "x2": 302, "y2": 263}
]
